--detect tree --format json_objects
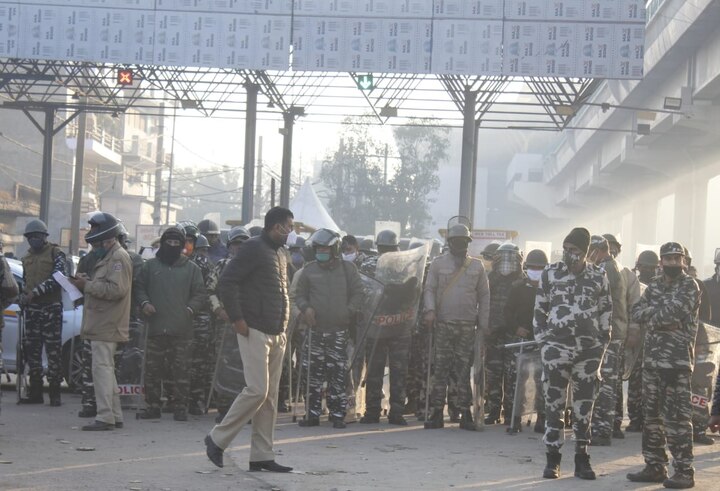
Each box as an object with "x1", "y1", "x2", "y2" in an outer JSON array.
[
  {"x1": 320, "y1": 119, "x2": 391, "y2": 234},
  {"x1": 321, "y1": 118, "x2": 447, "y2": 236},
  {"x1": 388, "y1": 123, "x2": 448, "y2": 236}
]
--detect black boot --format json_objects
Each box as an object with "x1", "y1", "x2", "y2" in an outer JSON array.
[
  {"x1": 574, "y1": 453, "x2": 596, "y2": 480},
  {"x1": 534, "y1": 414, "x2": 545, "y2": 434},
  {"x1": 627, "y1": 464, "x2": 668, "y2": 483},
  {"x1": 424, "y1": 409, "x2": 444, "y2": 429},
  {"x1": 19, "y1": 380, "x2": 44, "y2": 404},
  {"x1": 543, "y1": 451, "x2": 561, "y2": 479},
  {"x1": 48, "y1": 384, "x2": 61, "y2": 406},
  {"x1": 459, "y1": 410, "x2": 476, "y2": 431},
  {"x1": 663, "y1": 471, "x2": 695, "y2": 489},
  {"x1": 359, "y1": 411, "x2": 380, "y2": 424},
  {"x1": 388, "y1": 411, "x2": 408, "y2": 426},
  {"x1": 188, "y1": 400, "x2": 203, "y2": 416}
]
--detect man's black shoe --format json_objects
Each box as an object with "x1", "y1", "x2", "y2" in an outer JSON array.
[
  {"x1": 139, "y1": 408, "x2": 161, "y2": 419},
  {"x1": 173, "y1": 408, "x2": 188, "y2": 421},
  {"x1": 298, "y1": 417, "x2": 319, "y2": 427},
  {"x1": 359, "y1": 413, "x2": 380, "y2": 424},
  {"x1": 82, "y1": 420, "x2": 114, "y2": 431},
  {"x1": 188, "y1": 401, "x2": 203, "y2": 416},
  {"x1": 249, "y1": 460, "x2": 293, "y2": 473},
  {"x1": 388, "y1": 412, "x2": 408, "y2": 426},
  {"x1": 78, "y1": 407, "x2": 97, "y2": 418},
  {"x1": 204, "y1": 435, "x2": 224, "y2": 468}
]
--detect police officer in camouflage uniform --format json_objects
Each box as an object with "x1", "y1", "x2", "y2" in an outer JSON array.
[
  {"x1": 626, "y1": 249, "x2": 660, "y2": 433},
  {"x1": 588, "y1": 235, "x2": 627, "y2": 446},
  {"x1": 486, "y1": 242, "x2": 524, "y2": 424},
  {"x1": 19, "y1": 219, "x2": 67, "y2": 406},
  {"x1": 207, "y1": 226, "x2": 250, "y2": 422},
  {"x1": 627, "y1": 242, "x2": 699, "y2": 489},
  {"x1": 534, "y1": 227, "x2": 611, "y2": 480},
  {"x1": 135, "y1": 225, "x2": 207, "y2": 421},
  {"x1": 423, "y1": 224, "x2": 489, "y2": 430},
  {"x1": 179, "y1": 221, "x2": 219, "y2": 416},
  {"x1": 359, "y1": 230, "x2": 412, "y2": 426},
  {"x1": 295, "y1": 229, "x2": 364, "y2": 429},
  {"x1": 603, "y1": 233, "x2": 641, "y2": 440}
]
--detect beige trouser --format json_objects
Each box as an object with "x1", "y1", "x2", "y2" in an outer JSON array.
[
  {"x1": 92, "y1": 341, "x2": 123, "y2": 424},
  {"x1": 210, "y1": 327, "x2": 286, "y2": 462}
]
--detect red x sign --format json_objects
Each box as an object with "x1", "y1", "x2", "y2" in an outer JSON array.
[{"x1": 117, "y1": 69, "x2": 134, "y2": 86}]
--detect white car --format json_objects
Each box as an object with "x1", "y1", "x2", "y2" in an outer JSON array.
[{"x1": 2, "y1": 258, "x2": 84, "y2": 389}]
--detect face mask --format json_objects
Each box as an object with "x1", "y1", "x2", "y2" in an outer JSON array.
[
  {"x1": 563, "y1": 250, "x2": 582, "y2": 269},
  {"x1": 316, "y1": 252, "x2": 331, "y2": 263},
  {"x1": 291, "y1": 252, "x2": 304, "y2": 269},
  {"x1": 342, "y1": 252, "x2": 357, "y2": 262},
  {"x1": 527, "y1": 269, "x2": 543, "y2": 283},
  {"x1": 28, "y1": 237, "x2": 45, "y2": 251},
  {"x1": 663, "y1": 265, "x2": 683, "y2": 279},
  {"x1": 92, "y1": 245, "x2": 107, "y2": 259},
  {"x1": 157, "y1": 243, "x2": 184, "y2": 265},
  {"x1": 448, "y1": 240, "x2": 468, "y2": 257},
  {"x1": 497, "y1": 256, "x2": 519, "y2": 276}
]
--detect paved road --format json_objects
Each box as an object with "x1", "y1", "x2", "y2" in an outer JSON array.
[{"x1": 1, "y1": 389, "x2": 719, "y2": 490}]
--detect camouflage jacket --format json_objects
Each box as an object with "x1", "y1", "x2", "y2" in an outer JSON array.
[
  {"x1": 533, "y1": 261, "x2": 612, "y2": 349},
  {"x1": 487, "y1": 270, "x2": 523, "y2": 337},
  {"x1": 190, "y1": 253, "x2": 217, "y2": 314},
  {"x1": 359, "y1": 255, "x2": 379, "y2": 278},
  {"x1": 631, "y1": 272, "x2": 699, "y2": 371},
  {"x1": 207, "y1": 257, "x2": 230, "y2": 314},
  {"x1": 598, "y1": 256, "x2": 628, "y2": 341}
]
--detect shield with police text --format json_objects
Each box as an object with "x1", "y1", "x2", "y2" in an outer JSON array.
[{"x1": 369, "y1": 245, "x2": 429, "y2": 336}]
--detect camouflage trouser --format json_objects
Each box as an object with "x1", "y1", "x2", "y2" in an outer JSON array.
[
  {"x1": 303, "y1": 329, "x2": 348, "y2": 419},
  {"x1": 80, "y1": 340, "x2": 96, "y2": 409},
  {"x1": 406, "y1": 327, "x2": 427, "y2": 411},
  {"x1": 627, "y1": 345, "x2": 644, "y2": 427},
  {"x1": 484, "y1": 335, "x2": 506, "y2": 418},
  {"x1": 429, "y1": 321, "x2": 475, "y2": 412},
  {"x1": 24, "y1": 303, "x2": 63, "y2": 386},
  {"x1": 145, "y1": 335, "x2": 193, "y2": 410},
  {"x1": 365, "y1": 334, "x2": 410, "y2": 416},
  {"x1": 189, "y1": 314, "x2": 215, "y2": 406},
  {"x1": 541, "y1": 342, "x2": 604, "y2": 449},
  {"x1": 642, "y1": 368, "x2": 694, "y2": 474},
  {"x1": 591, "y1": 339, "x2": 622, "y2": 439},
  {"x1": 615, "y1": 342, "x2": 625, "y2": 428}
]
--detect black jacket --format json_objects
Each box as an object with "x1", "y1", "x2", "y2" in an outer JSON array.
[
  {"x1": 503, "y1": 277, "x2": 536, "y2": 340},
  {"x1": 218, "y1": 231, "x2": 289, "y2": 335}
]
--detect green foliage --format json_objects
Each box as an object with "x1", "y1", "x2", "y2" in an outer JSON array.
[{"x1": 320, "y1": 118, "x2": 447, "y2": 236}]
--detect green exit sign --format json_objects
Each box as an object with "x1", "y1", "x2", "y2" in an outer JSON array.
[{"x1": 357, "y1": 74, "x2": 374, "y2": 91}]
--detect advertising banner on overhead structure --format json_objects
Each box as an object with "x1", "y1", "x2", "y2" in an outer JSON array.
[{"x1": 0, "y1": 0, "x2": 647, "y2": 79}]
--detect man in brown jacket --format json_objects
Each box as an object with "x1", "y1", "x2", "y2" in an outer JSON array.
[{"x1": 71, "y1": 212, "x2": 132, "y2": 431}]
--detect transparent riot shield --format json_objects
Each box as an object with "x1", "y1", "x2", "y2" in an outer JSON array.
[
  {"x1": 116, "y1": 315, "x2": 147, "y2": 410},
  {"x1": 505, "y1": 340, "x2": 543, "y2": 433},
  {"x1": 692, "y1": 322, "x2": 720, "y2": 428},
  {"x1": 364, "y1": 246, "x2": 428, "y2": 415},
  {"x1": 371, "y1": 245, "x2": 428, "y2": 334},
  {"x1": 211, "y1": 323, "x2": 246, "y2": 407},
  {"x1": 346, "y1": 274, "x2": 384, "y2": 421}
]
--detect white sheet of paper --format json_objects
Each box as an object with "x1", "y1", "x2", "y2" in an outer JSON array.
[{"x1": 52, "y1": 271, "x2": 84, "y2": 302}]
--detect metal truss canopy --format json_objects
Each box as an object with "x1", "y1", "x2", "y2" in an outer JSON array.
[{"x1": 0, "y1": 59, "x2": 602, "y2": 129}]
